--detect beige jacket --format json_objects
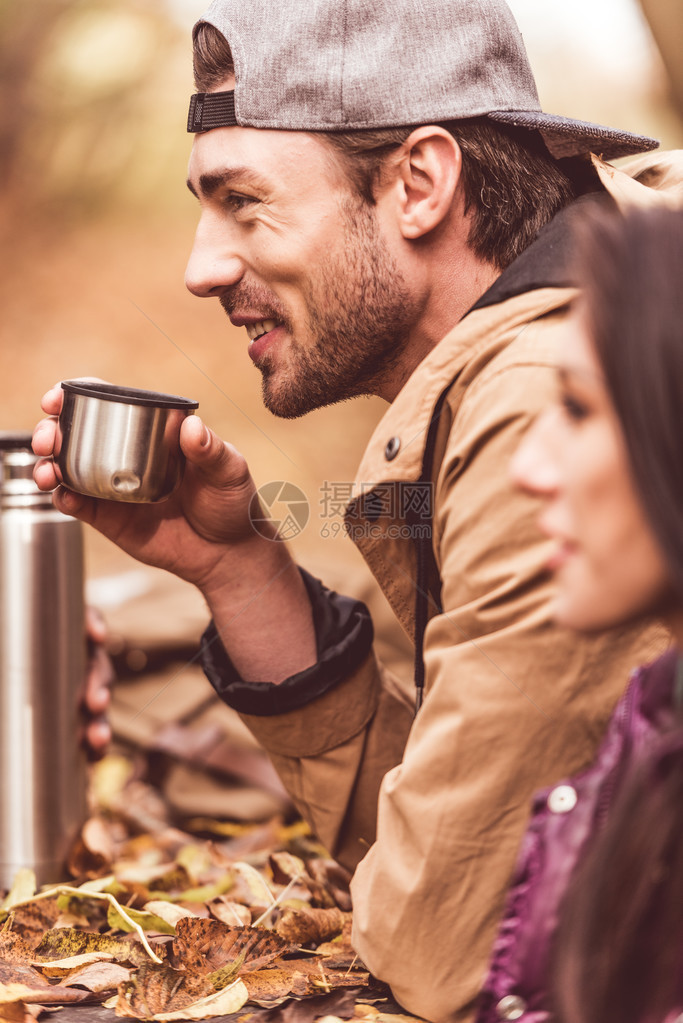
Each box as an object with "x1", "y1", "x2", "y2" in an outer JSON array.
[{"x1": 226, "y1": 154, "x2": 682, "y2": 1022}]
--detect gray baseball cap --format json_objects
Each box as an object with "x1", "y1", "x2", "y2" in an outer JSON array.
[{"x1": 187, "y1": 0, "x2": 657, "y2": 161}]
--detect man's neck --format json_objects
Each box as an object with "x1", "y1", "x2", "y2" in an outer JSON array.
[{"x1": 381, "y1": 256, "x2": 501, "y2": 401}]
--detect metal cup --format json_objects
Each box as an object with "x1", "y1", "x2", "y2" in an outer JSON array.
[{"x1": 57, "y1": 381, "x2": 199, "y2": 503}]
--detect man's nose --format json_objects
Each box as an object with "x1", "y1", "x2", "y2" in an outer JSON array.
[
  {"x1": 510, "y1": 409, "x2": 561, "y2": 498},
  {"x1": 185, "y1": 218, "x2": 245, "y2": 298}
]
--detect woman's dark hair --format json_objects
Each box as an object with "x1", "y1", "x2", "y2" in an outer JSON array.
[
  {"x1": 577, "y1": 203, "x2": 683, "y2": 605},
  {"x1": 192, "y1": 22, "x2": 577, "y2": 271},
  {"x1": 553, "y1": 203, "x2": 683, "y2": 1023}
]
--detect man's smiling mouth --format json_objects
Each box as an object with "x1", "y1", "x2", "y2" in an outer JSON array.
[{"x1": 246, "y1": 319, "x2": 279, "y2": 343}]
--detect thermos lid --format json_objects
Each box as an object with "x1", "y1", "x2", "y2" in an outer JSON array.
[
  {"x1": 0, "y1": 431, "x2": 34, "y2": 451},
  {"x1": 0, "y1": 431, "x2": 48, "y2": 506}
]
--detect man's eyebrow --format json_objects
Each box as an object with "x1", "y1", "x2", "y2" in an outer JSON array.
[{"x1": 186, "y1": 166, "x2": 269, "y2": 199}]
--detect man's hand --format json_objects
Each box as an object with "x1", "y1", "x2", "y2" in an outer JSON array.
[
  {"x1": 33, "y1": 381, "x2": 317, "y2": 683},
  {"x1": 32, "y1": 382, "x2": 269, "y2": 598}
]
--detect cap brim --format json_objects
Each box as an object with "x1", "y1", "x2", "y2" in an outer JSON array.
[{"x1": 488, "y1": 110, "x2": 659, "y2": 161}]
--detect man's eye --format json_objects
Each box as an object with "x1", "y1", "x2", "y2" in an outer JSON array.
[{"x1": 224, "y1": 192, "x2": 257, "y2": 212}]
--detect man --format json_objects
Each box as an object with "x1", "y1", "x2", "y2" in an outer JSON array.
[{"x1": 33, "y1": 0, "x2": 681, "y2": 1019}]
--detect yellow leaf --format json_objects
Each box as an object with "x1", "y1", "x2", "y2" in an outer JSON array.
[
  {"x1": 175, "y1": 844, "x2": 212, "y2": 881},
  {"x1": 36, "y1": 952, "x2": 115, "y2": 977},
  {"x1": 35, "y1": 927, "x2": 146, "y2": 965},
  {"x1": 1, "y1": 873, "x2": 36, "y2": 912},
  {"x1": 0, "y1": 985, "x2": 35, "y2": 1005},
  {"x1": 232, "y1": 863, "x2": 275, "y2": 907},
  {"x1": 107, "y1": 904, "x2": 176, "y2": 936},
  {"x1": 143, "y1": 902, "x2": 197, "y2": 928},
  {"x1": 78, "y1": 875, "x2": 116, "y2": 894},
  {"x1": 163, "y1": 877, "x2": 233, "y2": 904},
  {"x1": 91, "y1": 754, "x2": 134, "y2": 809}
]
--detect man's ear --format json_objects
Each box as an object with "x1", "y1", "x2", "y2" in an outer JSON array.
[{"x1": 392, "y1": 127, "x2": 462, "y2": 239}]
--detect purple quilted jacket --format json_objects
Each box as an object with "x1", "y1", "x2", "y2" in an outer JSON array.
[{"x1": 474, "y1": 648, "x2": 678, "y2": 1023}]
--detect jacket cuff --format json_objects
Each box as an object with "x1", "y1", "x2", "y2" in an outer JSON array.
[{"x1": 200, "y1": 568, "x2": 374, "y2": 716}]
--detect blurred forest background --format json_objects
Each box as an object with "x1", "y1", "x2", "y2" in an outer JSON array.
[{"x1": 0, "y1": 0, "x2": 681, "y2": 681}]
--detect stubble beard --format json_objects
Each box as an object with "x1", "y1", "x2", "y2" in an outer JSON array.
[{"x1": 259, "y1": 198, "x2": 419, "y2": 419}]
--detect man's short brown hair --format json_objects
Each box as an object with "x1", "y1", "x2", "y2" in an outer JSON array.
[{"x1": 193, "y1": 22, "x2": 577, "y2": 270}]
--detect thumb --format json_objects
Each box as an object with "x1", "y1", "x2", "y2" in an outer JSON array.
[{"x1": 180, "y1": 415, "x2": 250, "y2": 489}]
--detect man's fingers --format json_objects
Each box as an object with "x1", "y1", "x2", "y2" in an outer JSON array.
[
  {"x1": 84, "y1": 717, "x2": 112, "y2": 759},
  {"x1": 181, "y1": 415, "x2": 248, "y2": 486},
  {"x1": 33, "y1": 455, "x2": 60, "y2": 491},
  {"x1": 86, "y1": 605, "x2": 108, "y2": 646},
  {"x1": 32, "y1": 416, "x2": 58, "y2": 457},
  {"x1": 40, "y1": 382, "x2": 65, "y2": 416},
  {"x1": 84, "y1": 643, "x2": 114, "y2": 713},
  {"x1": 52, "y1": 485, "x2": 96, "y2": 522},
  {"x1": 41, "y1": 377, "x2": 107, "y2": 416},
  {"x1": 82, "y1": 623, "x2": 115, "y2": 759}
]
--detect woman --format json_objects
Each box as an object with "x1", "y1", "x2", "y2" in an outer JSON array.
[{"x1": 475, "y1": 202, "x2": 683, "y2": 1023}]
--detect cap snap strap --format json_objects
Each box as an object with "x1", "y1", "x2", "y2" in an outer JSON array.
[{"x1": 187, "y1": 91, "x2": 237, "y2": 132}]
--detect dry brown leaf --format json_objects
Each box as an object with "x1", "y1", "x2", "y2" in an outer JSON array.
[
  {"x1": 0, "y1": 1001, "x2": 31, "y2": 1023},
  {"x1": 310, "y1": 969, "x2": 370, "y2": 993},
  {"x1": 275, "y1": 907, "x2": 347, "y2": 945},
  {"x1": 168, "y1": 920, "x2": 289, "y2": 976},
  {"x1": 241, "y1": 957, "x2": 367, "y2": 1004},
  {"x1": 115, "y1": 961, "x2": 212, "y2": 1019},
  {"x1": 207, "y1": 899, "x2": 251, "y2": 928},
  {"x1": 0, "y1": 963, "x2": 48, "y2": 991},
  {"x1": 67, "y1": 815, "x2": 115, "y2": 877},
  {"x1": 314, "y1": 943, "x2": 360, "y2": 971},
  {"x1": 7, "y1": 898, "x2": 61, "y2": 946},
  {"x1": 267, "y1": 988, "x2": 360, "y2": 1023},
  {"x1": 61, "y1": 960, "x2": 131, "y2": 994},
  {"x1": 0, "y1": 985, "x2": 36, "y2": 1007},
  {"x1": 150, "y1": 978, "x2": 248, "y2": 1021},
  {"x1": 241, "y1": 967, "x2": 309, "y2": 1006},
  {"x1": 305, "y1": 861, "x2": 353, "y2": 913},
  {"x1": 0, "y1": 980, "x2": 88, "y2": 1006},
  {"x1": 0, "y1": 992, "x2": 49, "y2": 1023},
  {"x1": 0, "y1": 934, "x2": 36, "y2": 966},
  {"x1": 269, "y1": 853, "x2": 306, "y2": 886},
  {"x1": 353, "y1": 1008, "x2": 429, "y2": 1023}
]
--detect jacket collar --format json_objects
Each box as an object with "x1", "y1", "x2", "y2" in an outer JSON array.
[
  {"x1": 352, "y1": 153, "x2": 683, "y2": 493},
  {"x1": 470, "y1": 192, "x2": 601, "y2": 312}
]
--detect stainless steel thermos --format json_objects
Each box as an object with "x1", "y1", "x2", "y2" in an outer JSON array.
[{"x1": 0, "y1": 432, "x2": 87, "y2": 888}]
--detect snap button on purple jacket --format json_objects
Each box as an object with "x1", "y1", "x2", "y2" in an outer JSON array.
[
  {"x1": 496, "y1": 994, "x2": 526, "y2": 1019},
  {"x1": 474, "y1": 650, "x2": 679, "y2": 1022},
  {"x1": 546, "y1": 784, "x2": 577, "y2": 814}
]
